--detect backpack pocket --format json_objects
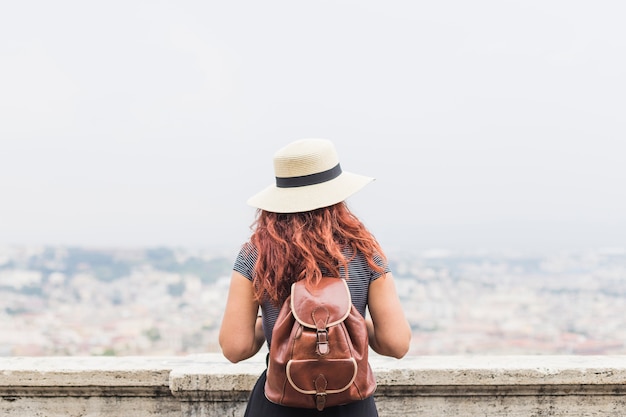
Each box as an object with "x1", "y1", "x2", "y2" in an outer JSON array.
[{"x1": 286, "y1": 357, "x2": 358, "y2": 394}]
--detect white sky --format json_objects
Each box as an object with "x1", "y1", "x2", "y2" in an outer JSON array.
[{"x1": 1, "y1": 1, "x2": 625, "y2": 253}]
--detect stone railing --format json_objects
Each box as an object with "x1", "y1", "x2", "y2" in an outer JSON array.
[{"x1": 1, "y1": 353, "x2": 626, "y2": 416}]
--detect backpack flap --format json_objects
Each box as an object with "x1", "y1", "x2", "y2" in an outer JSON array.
[{"x1": 290, "y1": 278, "x2": 351, "y2": 329}]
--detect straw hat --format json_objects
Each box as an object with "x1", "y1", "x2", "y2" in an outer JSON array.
[{"x1": 247, "y1": 139, "x2": 374, "y2": 213}]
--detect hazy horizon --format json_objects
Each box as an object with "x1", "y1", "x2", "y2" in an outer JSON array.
[{"x1": 2, "y1": 1, "x2": 625, "y2": 253}]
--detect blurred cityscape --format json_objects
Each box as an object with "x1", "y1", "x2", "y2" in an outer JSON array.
[{"x1": 1, "y1": 245, "x2": 625, "y2": 356}]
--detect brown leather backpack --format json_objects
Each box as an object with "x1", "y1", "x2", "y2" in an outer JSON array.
[{"x1": 265, "y1": 277, "x2": 376, "y2": 411}]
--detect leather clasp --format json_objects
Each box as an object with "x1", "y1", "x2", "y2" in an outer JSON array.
[{"x1": 314, "y1": 374, "x2": 328, "y2": 411}]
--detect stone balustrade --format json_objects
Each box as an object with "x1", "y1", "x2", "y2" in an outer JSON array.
[{"x1": 1, "y1": 353, "x2": 626, "y2": 416}]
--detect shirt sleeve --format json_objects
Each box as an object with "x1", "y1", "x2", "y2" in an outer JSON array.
[
  {"x1": 232, "y1": 242, "x2": 257, "y2": 281},
  {"x1": 371, "y1": 252, "x2": 391, "y2": 281}
]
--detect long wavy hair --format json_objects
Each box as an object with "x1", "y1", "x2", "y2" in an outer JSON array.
[{"x1": 248, "y1": 202, "x2": 386, "y2": 306}]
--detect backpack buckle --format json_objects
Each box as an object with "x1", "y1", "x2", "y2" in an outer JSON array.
[{"x1": 316, "y1": 329, "x2": 329, "y2": 355}]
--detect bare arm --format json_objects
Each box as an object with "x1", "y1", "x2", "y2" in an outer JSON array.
[
  {"x1": 367, "y1": 272, "x2": 411, "y2": 358},
  {"x1": 219, "y1": 271, "x2": 265, "y2": 363}
]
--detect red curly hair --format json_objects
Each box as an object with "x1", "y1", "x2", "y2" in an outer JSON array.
[{"x1": 248, "y1": 202, "x2": 386, "y2": 306}]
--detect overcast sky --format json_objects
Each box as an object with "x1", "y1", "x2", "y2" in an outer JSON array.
[{"x1": 1, "y1": 1, "x2": 625, "y2": 254}]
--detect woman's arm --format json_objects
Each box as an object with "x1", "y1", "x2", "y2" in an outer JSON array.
[
  {"x1": 219, "y1": 271, "x2": 265, "y2": 363},
  {"x1": 367, "y1": 272, "x2": 411, "y2": 359}
]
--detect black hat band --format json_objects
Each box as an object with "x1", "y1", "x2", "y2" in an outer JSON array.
[{"x1": 276, "y1": 164, "x2": 342, "y2": 188}]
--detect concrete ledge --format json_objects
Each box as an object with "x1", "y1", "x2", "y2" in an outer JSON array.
[
  {"x1": 0, "y1": 356, "x2": 175, "y2": 388},
  {"x1": 2, "y1": 354, "x2": 626, "y2": 416},
  {"x1": 374, "y1": 354, "x2": 626, "y2": 386}
]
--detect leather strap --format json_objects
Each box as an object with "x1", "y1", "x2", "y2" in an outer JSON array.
[{"x1": 313, "y1": 307, "x2": 331, "y2": 355}]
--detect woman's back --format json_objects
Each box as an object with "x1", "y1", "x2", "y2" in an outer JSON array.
[
  {"x1": 233, "y1": 240, "x2": 390, "y2": 346},
  {"x1": 219, "y1": 138, "x2": 411, "y2": 416}
]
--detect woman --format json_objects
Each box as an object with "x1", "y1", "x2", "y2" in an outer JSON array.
[{"x1": 219, "y1": 138, "x2": 411, "y2": 416}]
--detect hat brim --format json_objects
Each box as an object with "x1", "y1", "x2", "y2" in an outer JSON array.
[{"x1": 247, "y1": 171, "x2": 374, "y2": 213}]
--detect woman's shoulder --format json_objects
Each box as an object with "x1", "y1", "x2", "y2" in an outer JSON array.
[
  {"x1": 343, "y1": 245, "x2": 388, "y2": 266},
  {"x1": 238, "y1": 241, "x2": 257, "y2": 255}
]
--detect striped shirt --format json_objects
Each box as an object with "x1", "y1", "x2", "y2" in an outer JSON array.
[{"x1": 233, "y1": 242, "x2": 390, "y2": 347}]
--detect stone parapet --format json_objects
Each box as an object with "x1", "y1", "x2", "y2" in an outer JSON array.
[{"x1": 1, "y1": 354, "x2": 626, "y2": 416}]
